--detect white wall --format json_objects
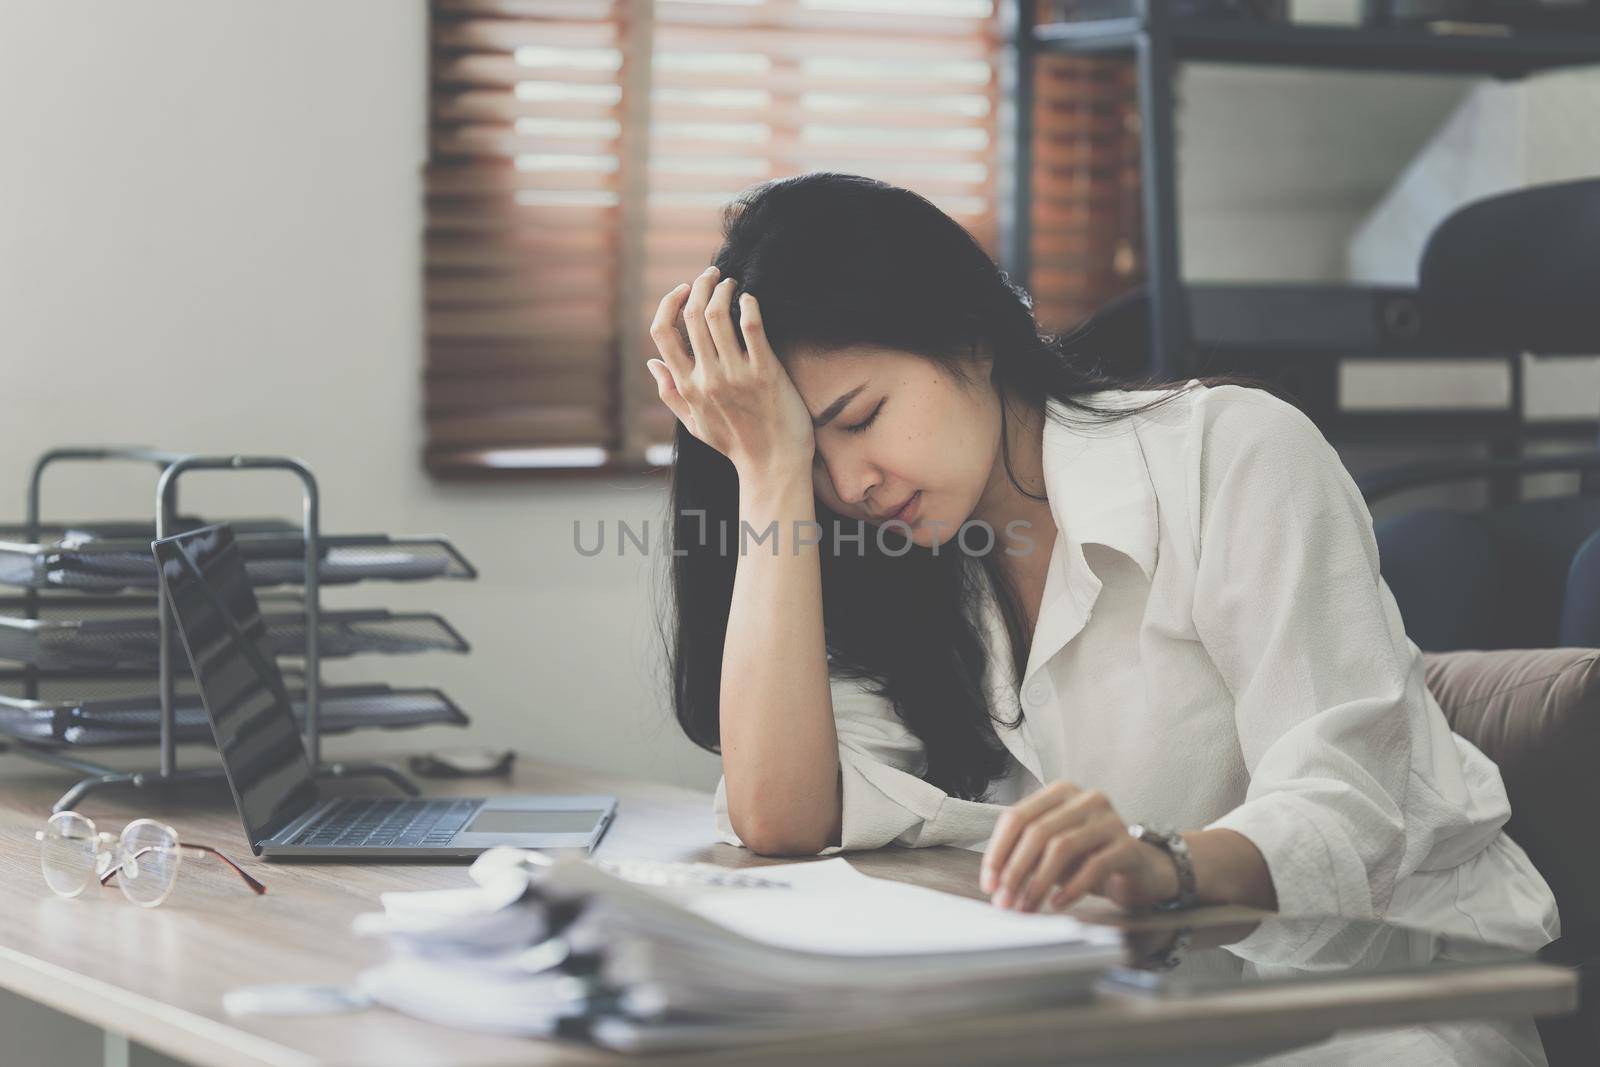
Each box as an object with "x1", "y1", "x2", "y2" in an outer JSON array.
[
  {"x1": 0, "y1": 1, "x2": 722, "y2": 792},
  {"x1": 1180, "y1": 64, "x2": 1470, "y2": 283}
]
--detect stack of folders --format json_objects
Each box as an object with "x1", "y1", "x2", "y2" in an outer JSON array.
[{"x1": 352, "y1": 849, "x2": 1127, "y2": 1053}]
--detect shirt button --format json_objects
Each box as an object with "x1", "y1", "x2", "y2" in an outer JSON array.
[{"x1": 1025, "y1": 683, "x2": 1050, "y2": 706}]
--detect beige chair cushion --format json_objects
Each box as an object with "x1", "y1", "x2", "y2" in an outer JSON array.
[{"x1": 1423, "y1": 647, "x2": 1600, "y2": 943}]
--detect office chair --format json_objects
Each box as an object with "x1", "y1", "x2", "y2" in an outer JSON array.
[
  {"x1": 1361, "y1": 459, "x2": 1600, "y2": 650},
  {"x1": 1358, "y1": 178, "x2": 1600, "y2": 1067},
  {"x1": 1359, "y1": 178, "x2": 1600, "y2": 651}
]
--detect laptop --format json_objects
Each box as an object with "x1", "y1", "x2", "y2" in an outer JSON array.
[{"x1": 151, "y1": 522, "x2": 616, "y2": 860}]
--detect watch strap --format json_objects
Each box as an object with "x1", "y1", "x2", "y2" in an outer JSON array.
[{"x1": 1129, "y1": 823, "x2": 1199, "y2": 910}]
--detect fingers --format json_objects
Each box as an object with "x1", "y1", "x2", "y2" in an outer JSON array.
[
  {"x1": 738, "y1": 292, "x2": 777, "y2": 369},
  {"x1": 1017, "y1": 819, "x2": 1125, "y2": 913},
  {"x1": 703, "y1": 277, "x2": 748, "y2": 371},
  {"x1": 680, "y1": 266, "x2": 724, "y2": 372},
  {"x1": 982, "y1": 780, "x2": 1081, "y2": 895},
  {"x1": 646, "y1": 359, "x2": 696, "y2": 436},
  {"x1": 1050, "y1": 839, "x2": 1143, "y2": 911},
  {"x1": 649, "y1": 282, "x2": 695, "y2": 381},
  {"x1": 646, "y1": 267, "x2": 771, "y2": 446},
  {"x1": 985, "y1": 786, "x2": 1134, "y2": 914},
  {"x1": 993, "y1": 790, "x2": 1111, "y2": 910}
]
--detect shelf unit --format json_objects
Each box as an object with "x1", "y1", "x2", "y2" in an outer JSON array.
[
  {"x1": 0, "y1": 447, "x2": 479, "y2": 811},
  {"x1": 997, "y1": 1, "x2": 1600, "y2": 452}
]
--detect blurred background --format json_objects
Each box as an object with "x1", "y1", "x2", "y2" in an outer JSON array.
[{"x1": 0, "y1": 0, "x2": 1596, "y2": 803}]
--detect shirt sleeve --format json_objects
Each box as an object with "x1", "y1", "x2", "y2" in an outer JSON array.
[
  {"x1": 1188, "y1": 388, "x2": 1508, "y2": 920},
  {"x1": 712, "y1": 672, "x2": 1008, "y2": 854}
]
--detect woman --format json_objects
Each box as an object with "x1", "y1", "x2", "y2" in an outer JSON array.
[{"x1": 645, "y1": 173, "x2": 1558, "y2": 960}]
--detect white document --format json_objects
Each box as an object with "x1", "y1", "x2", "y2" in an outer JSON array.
[
  {"x1": 361, "y1": 850, "x2": 1119, "y2": 959},
  {"x1": 352, "y1": 846, "x2": 541, "y2": 936},
  {"x1": 352, "y1": 851, "x2": 1125, "y2": 1049},
  {"x1": 354, "y1": 959, "x2": 590, "y2": 1038},
  {"x1": 679, "y1": 857, "x2": 1119, "y2": 957}
]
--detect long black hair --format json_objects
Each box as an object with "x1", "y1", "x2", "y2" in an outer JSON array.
[{"x1": 663, "y1": 173, "x2": 1272, "y2": 802}]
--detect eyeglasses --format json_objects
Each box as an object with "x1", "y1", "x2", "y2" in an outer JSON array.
[{"x1": 34, "y1": 811, "x2": 266, "y2": 908}]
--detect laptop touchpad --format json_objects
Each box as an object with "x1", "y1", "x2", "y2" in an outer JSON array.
[{"x1": 464, "y1": 809, "x2": 608, "y2": 834}]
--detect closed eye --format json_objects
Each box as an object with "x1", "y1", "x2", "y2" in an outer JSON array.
[{"x1": 843, "y1": 399, "x2": 884, "y2": 435}]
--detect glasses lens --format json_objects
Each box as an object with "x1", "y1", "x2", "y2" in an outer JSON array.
[
  {"x1": 116, "y1": 820, "x2": 181, "y2": 908},
  {"x1": 40, "y1": 811, "x2": 99, "y2": 897}
]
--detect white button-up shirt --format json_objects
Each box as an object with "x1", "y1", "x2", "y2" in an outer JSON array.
[{"x1": 713, "y1": 381, "x2": 1560, "y2": 952}]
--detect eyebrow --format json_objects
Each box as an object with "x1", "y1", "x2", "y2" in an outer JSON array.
[{"x1": 812, "y1": 383, "x2": 867, "y2": 428}]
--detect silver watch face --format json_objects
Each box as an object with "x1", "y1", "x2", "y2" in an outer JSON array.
[{"x1": 1130, "y1": 824, "x2": 1167, "y2": 847}]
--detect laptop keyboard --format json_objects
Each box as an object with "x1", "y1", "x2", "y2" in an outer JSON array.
[{"x1": 288, "y1": 797, "x2": 480, "y2": 848}]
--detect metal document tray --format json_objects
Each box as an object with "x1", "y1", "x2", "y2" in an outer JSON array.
[
  {"x1": 0, "y1": 527, "x2": 476, "y2": 592},
  {"x1": 0, "y1": 608, "x2": 470, "y2": 670},
  {"x1": 0, "y1": 683, "x2": 468, "y2": 748}
]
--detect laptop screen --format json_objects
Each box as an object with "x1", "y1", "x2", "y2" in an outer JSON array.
[{"x1": 152, "y1": 523, "x2": 319, "y2": 849}]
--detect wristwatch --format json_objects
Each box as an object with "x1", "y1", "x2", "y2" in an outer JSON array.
[{"x1": 1127, "y1": 824, "x2": 1198, "y2": 911}]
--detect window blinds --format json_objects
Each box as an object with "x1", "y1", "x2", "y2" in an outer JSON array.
[{"x1": 424, "y1": 0, "x2": 1139, "y2": 476}]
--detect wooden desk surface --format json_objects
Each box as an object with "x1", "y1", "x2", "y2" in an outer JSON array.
[{"x1": 0, "y1": 752, "x2": 1578, "y2": 1067}]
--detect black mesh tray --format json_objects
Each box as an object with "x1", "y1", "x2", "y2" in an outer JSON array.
[
  {"x1": 0, "y1": 594, "x2": 293, "y2": 675},
  {"x1": 33, "y1": 517, "x2": 301, "y2": 544},
  {"x1": 0, "y1": 608, "x2": 470, "y2": 670},
  {"x1": 0, "y1": 683, "x2": 468, "y2": 748},
  {"x1": 0, "y1": 667, "x2": 302, "y2": 699},
  {"x1": 0, "y1": 526, "x2": 476, "y2": 592}
]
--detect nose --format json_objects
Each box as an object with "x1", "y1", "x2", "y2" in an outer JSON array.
[{"x1": 816, "y1": 450, "x2": 879, "y2": 509}]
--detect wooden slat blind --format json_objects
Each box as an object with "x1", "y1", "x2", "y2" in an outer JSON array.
[
  {"x1": 426, "y1": 0, "x2": 626, "y2": 473},
  {"x1": 424, "y1": 0, "x2": 1140, "y2": 475}
]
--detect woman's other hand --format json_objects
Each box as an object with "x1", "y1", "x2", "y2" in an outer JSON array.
[
  {"x1": 647, "y1": 266, "x2": 816, "y2": 483},
  {"x1": 980, "y1": 781, "x2": 1181, "y2": 913}
]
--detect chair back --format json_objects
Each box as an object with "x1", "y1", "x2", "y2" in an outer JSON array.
[
  {"x1": 1376, "y1": 495, "x2": 1600, "y2": 651},
  {"x1": 1560, "y1": 530, "x2": 1600, "y2": 649},
  {"x1": 1420, "y1": 177, "x2": 1600, "y2": 354}
]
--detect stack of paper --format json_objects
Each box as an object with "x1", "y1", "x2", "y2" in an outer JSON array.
[{"x1": 352, "y1": 850, "x2": 1126, "y2": 1053}]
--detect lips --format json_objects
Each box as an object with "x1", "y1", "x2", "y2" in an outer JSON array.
[{"x1": 880, "y1": 490, "x2": 921, "y2": 524}]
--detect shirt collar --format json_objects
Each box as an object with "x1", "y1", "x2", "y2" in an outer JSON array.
[
  {"x1": 1039, "y1": 393, "x2": 1161, "y2": 584},
  {"x1": 975, "y1": 390, "x2": 1168, "y2": 769}
]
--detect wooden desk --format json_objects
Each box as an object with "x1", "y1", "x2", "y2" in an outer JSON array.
[{"x1": 0, "y1": 753, "x2": 1578, "y2": 1067}]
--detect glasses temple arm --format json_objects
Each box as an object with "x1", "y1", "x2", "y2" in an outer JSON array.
[
  {"x1": 186, "y1": 843, "x2": 268, "y2": 894},
  {"x1": 100, "y1": 844, "x2": 268, "y2": 896}
]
